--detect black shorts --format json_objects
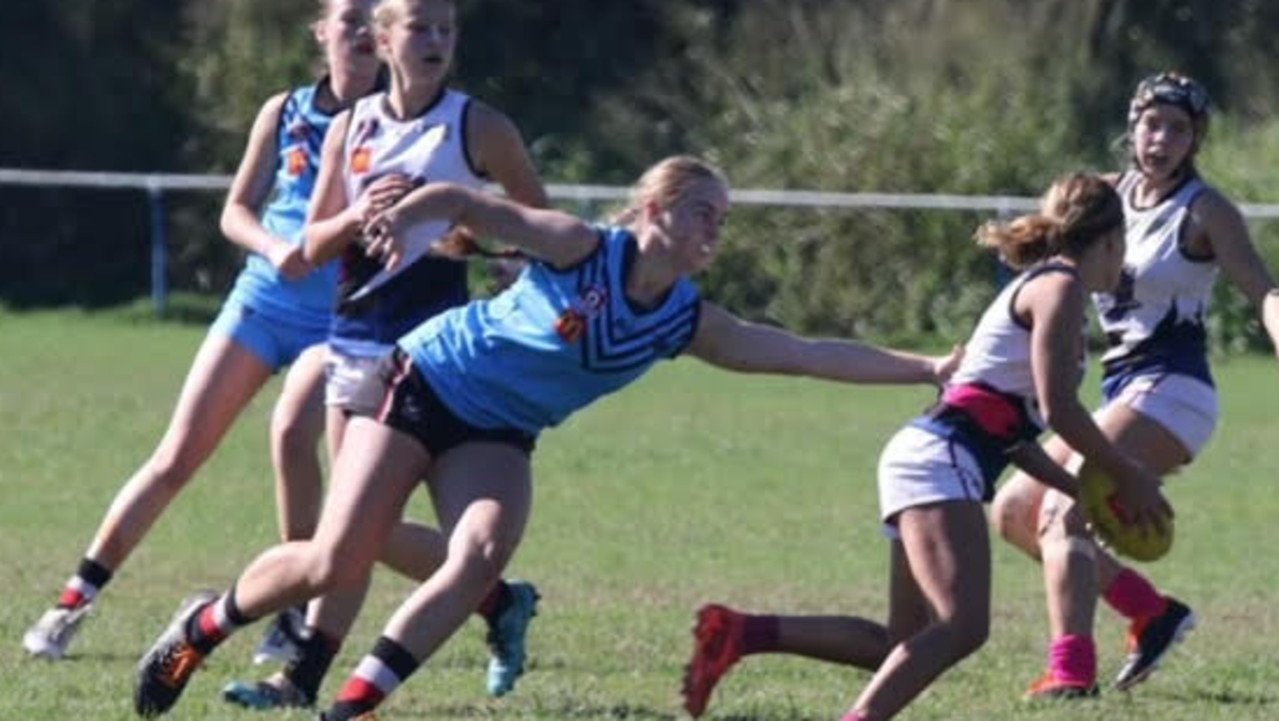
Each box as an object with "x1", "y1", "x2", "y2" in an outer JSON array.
[{"x1": 356, "y1": 349, "x2": 536, "y2": 459}]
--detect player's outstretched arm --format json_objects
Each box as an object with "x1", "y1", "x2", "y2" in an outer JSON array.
[{"x1": 686, "y1": 301, "x2": 959, "y2": 385}]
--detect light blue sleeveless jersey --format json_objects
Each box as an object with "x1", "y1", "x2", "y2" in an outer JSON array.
[
  {"x1": 225, "y1": 82, "x2": 340, "y2": 329},
  {"x1": 399, "y1": 226, "x2": 702, "y2": 433}
]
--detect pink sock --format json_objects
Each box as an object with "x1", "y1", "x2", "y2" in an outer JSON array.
[
  {"x1": 1103, "y1": 569, "x2": 1168, "y2": 620},
  {"x1": 1049, "y1": 635, "x2": 1096, "y2": 687},
  {"x1": 840, "y1": 712, "x2": 868, "y2": 721}
]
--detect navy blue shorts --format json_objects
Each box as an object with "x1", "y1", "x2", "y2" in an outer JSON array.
[{"x1": 358, "y1": 349, "x2": 536, "y2": 459}]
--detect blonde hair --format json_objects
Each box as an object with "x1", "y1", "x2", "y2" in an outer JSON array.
[
  {"x1": 611, "y1": 156, "x2": 728, "y2": 225},
  {"x1": 976, "y1": 173, "x2": 1122, "y2": 269},
  {"x1": 372, "y1": 0, "x2": 452, "y2": 29}
]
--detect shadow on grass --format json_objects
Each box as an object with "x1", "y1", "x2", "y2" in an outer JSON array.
[
  {"x1": 53, "y1": 650, "x2": 145, "y2": 664},
  {"x1": 401, "y1": 703, "x2": 830, "y2": 721},
  {"x1": 1183, "y1": 689, "x2": 1276, "y2": 706}
]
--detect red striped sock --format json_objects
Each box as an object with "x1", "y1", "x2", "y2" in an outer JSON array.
[
  {"x1": 56, "y1": 558, "x2": 112, "y2": 610},
  {"x1": 326, "y1": 636, "x2": 419, "y2": 720}
]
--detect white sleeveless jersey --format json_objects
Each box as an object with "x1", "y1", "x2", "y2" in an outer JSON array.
[
  {"x1": 1094, "y1": 172, "x2": 1216, "y2": 370},
  {"x1": 951, "y1": 264, "x2": 1085, "y2": 415},
  {"x1": 342, "y1": 89, "x2": 484, "y2": 298}
]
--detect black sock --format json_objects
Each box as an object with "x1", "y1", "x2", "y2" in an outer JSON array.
[
  {"x1": 284, "y1": 629, "x2": 341, "y2": 703},
  {"x1": 57, "y1": 558, "x2": 113, "y2": 609}
]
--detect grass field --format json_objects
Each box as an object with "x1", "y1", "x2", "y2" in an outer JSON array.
[{"x1": 1, "y1": 309, "x2": 1276, "y2": 720}]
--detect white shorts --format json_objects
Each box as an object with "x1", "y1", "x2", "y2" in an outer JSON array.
[
  {"x1": 325, "y1": 349, "x2": 387, "y2": 415},
  {"x1": 1101, "y1": 372, "x2": 1218, "y2": 458},
  {"x1": 877, "y1": 425, "x2": 988, "y2": 538}
]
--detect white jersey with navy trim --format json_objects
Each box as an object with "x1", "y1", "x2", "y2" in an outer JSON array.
[
  {"x1": 951, "y1": 263, "x2": 1084, "y2": 410},
  {"x1": 907, "y1": 264, "x2": 1083, "y2": 484},
  {"x1": 1094, "y1": 172, "x2": 1216, "y2": 381},
  {"x1": 331, "y1": 89, "x2": 482, "y2": 357},
  {"x1": 398, "y1": 226, "x2": 702, "y2": 434}
]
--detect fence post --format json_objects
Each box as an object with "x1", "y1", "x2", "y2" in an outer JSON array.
[{"x1": 146, "y1": 180, "x2": 168, "y2": 316}]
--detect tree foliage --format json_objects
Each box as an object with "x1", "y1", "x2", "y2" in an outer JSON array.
[{"x1": 3, "y1": 0, "x2": 1279, "y2": 349}]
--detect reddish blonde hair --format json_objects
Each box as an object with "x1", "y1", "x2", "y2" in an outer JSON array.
[{"x1": 976, "y1": 173, "x2": 1122, "y2": 269}]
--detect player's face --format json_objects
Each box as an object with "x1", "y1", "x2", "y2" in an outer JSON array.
[
  {"x1": 380, "y1": 0, "x2": 456, "y2": 84},
  {"x1": 1132, "y1": 104, "x2": 1197, "y2": 181},
  {"x1": 318, "y1": 0, "x2": 379, "y2": 76},
  {"x1": 659, "y1": 179, "x2": 730, "y2": 273}
]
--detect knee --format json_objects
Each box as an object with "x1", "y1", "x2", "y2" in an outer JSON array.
[
  {"x1": 943, "y1": 615, "x2": 990, "y2": 661},
  {"x1": 989, "y1": 490, "x2": 1023, "y2": 541},
  {"x1": 1037, "y1": 499, "x2": 1091, "y2": 546},
  {"x1": 304, "y1": 542, "x2": 375, "y2": 591},
  {"x1": 145, "y1": 442, "x2": 202, "y2": 493},
  {"x1": 271, "y1": 404, "x2": 321, "y2": 455},
  {"x1": 448, "y1": 530, "x2": 518, "y2": 586},
  {"x1": 990, "y1": 484, "x2": 1039, "y2": 550}
]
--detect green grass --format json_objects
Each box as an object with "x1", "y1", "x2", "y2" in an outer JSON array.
[{"x1": 1, "y1": 309, "x2": 1277, "y2": 720}]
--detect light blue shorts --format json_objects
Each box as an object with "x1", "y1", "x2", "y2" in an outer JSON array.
[{"x1": 209, "y1": 301, "x2": 328, "y2": 372}]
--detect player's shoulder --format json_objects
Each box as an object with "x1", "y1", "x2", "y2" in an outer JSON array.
[{"x1": 1187, "y1": 180, "x2": 1244, "y2": 228}]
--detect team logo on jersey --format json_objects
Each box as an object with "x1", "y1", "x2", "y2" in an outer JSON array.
[
  {"x1": 554, "y1": 285, "x2": 608, "y2": 344},
  {"x1": 350, "y1": 146, "x2": 372, "y2": 174},
  {"x1": 286, "y1": 146, "x2": 308, "y2": 176}
]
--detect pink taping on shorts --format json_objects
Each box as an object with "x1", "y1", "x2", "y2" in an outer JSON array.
[{"x1": 941, "y1": 383, "x2": 1020, "y2": 439}]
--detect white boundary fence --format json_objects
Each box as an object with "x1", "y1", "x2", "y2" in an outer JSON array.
[{"x1": 6, "y1": 168, "x2": 1279, "y2": 314}]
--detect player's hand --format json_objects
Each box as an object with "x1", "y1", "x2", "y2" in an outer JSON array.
[
  {"x1": 267, "y1": 243, "x2": 314, "y2": 281},
  {"x1": 353, "y1": 173, "x2": 417, "y2": 227},
  {"x1": 930, "y1": 344, "x2": 964, "y2": 385},
  {"x1": 1111, "y1": 459, "x2": 1173, "y2": 538}
]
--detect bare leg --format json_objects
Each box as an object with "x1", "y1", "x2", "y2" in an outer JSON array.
[
  {"x1": 304, "y1": 403, "x2": 452, "y2": 640},
  {"x1": 990, "y1": 403, "x2": 1191, "y2": 691},
  {"x1": 234, "y1": 418, "x2": 429, "y2": 618},
  {"x1": 271, "y1": 344, "x2": 328, "y2": 542},
  {"x1": 380, "y1": 443, "x2": 532, "y2": 654},
  {"x1": 87, "y1": 334, "x2": 273, "y2": 566},
  {"x1": 849, "y1": 502, "x2": 990, "y2": 721},
  {"x1": 314, "y1": 442, "x2": 532, "y2": 719}
]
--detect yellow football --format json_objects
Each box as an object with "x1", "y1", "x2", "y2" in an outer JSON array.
[{"x1": 1077, "y1": 463, "x2": 1173, "y2": 562}]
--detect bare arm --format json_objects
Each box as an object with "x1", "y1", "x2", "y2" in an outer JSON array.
[
  {"x1": 368, "y1": 183, "x2": 598, "y2": 268},
  {"x1": 467, "y1": 101, "x2": 549, "y2": 209},
  {"x1": 1194, "y1": 189, "x2": 1279, "y2": 361},
  {"x1": 302, "y1": 110, "x2": 362, "y2": 265},
  {"x1": 1021, "y1": 272, "x2": 1169, "y2": 523},
  {"x1": 219, "y1": 94, "x2": 313, "y2": 280},
  {"x1": 686, "y1": 301, "x2": 958, "y2": 384},
  {"x1": 1007, "y1": 442, "x2": 1082, "y2": 498},
  {"x1": 300, "y1": 112, "x2": 418, "y2": 266}
]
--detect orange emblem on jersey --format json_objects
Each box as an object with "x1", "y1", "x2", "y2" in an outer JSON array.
[
  {"x1": 286, "y1": 147, "x2": 308, "y2": 176},
  {"x1": 554, "y1": 286, "x2": 608, "y2": 344},
  {"x1": 555, "y1": 310, "x2": 586, "y2": 343},
  {"x1": 350, "y1": 146, "x2": 371, "y2": 174}
]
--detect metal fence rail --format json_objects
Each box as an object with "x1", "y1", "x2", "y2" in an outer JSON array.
[{"x1": 7, "y1": 167, "x2": 1279, "y2": 313}]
